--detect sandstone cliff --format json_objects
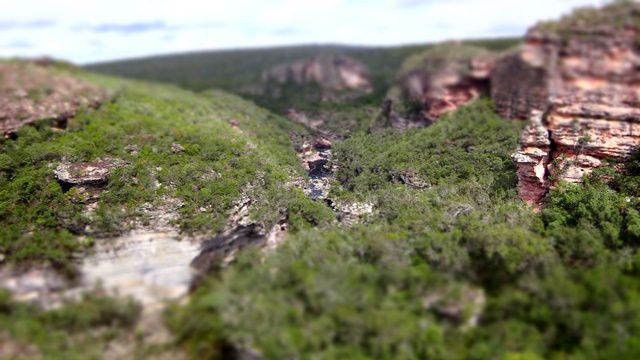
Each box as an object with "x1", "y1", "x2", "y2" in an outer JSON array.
[
  {"x1": 259, "y1": 55, "x2": 372, "y2": 99},
  {"x1": 0, "y1": 60, "x2": 106, "y2": 138},
  {"x1": 387, "y1": 44, "x2": 495, "y2": 127},
  {"x1": 494, "y1": 2, "x2": 640, "y2": 206}
]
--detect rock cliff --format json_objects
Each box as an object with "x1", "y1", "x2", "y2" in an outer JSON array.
[
  {"x1": 260, "y1": 55, "x2": 372, "y2": 99},
  {"x1": 387, "y1": 44, "x2": 495, "y2": 127},
  {"x1": 495, "y1": 2, "x2": 640, "y2": 205}
]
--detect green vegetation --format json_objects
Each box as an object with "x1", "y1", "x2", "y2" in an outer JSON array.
[
  {"x1": 169, "y1": 100, "x2": 640, "y2": 359},
  {"x1": 0, "y1": 67, "x2": 329, "y2": 274},
  {"x1": 0, "y1": 289, "x2": 140, "y2": 359},
  {"x1": 86, "y1": 44, "x2": 432, "y2": 93},
  {"x1": 535, "y1": 0, "x2": 640, "y2": 41},
  {"x1": 86, "y1": 40, "x2": 519, "y2": 94},
  {"x1": 4, "y1": 14, "x2": 640, "y2": 358},
  {"x1": 86, "y1": 39, "x2": 519, "y2": 139},
  {"x1": 395, "y1": 44, "x2": 493, "y2": 81}
]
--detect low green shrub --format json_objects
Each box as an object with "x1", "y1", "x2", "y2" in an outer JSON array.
[{"x1": 171, "y1": 101, "x2": 640, "y2": 359}]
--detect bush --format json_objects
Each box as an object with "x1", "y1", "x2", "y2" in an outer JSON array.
[{"x1": 0, "y1": 290, "x2": 141, "y2": 358}]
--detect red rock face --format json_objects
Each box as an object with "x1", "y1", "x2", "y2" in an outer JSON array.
[
  {"x1": 490, "y1": 53, "x2": 549, "y2": 121},
  {"x1": 497, "y1": 22, "x2": 640, "y2": 206},
  {"x1": 422, "y1": 80, "x2": 483, "y2": 121},
  {"x1": 400, "y1": 53, "x2": 494, "y2": 124}
]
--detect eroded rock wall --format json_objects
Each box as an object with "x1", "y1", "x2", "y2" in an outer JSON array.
[
  {"x1": 261, "y1": 55, "x2": 372, "y2": 95},
  {"x1": 499, "y1": 13, "x2": 640, "y2": 206},
  {"x1": 389, "y1": 44, "x2": 495, "y2": 127}
]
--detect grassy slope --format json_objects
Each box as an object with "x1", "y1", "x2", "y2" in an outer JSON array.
[{"x1": 0, "y1": 63, "x2": 331, "y2": 274}]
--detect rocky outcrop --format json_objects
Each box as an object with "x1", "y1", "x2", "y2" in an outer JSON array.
[
  {"x1": 391, "y1": 168, "x2": 430, "y2": 189},
  {"x1": 0, "y1": 61, "x2": 106, "y2": 137},
  {"x1": 490, "y1": 53, "x2": 549, "y2": 120},
  {"x1": 496, "y1": 2, "x2": 640, "y2": 206},
  {"x1": 511, "y1": 111, "x2": 551, "y2": 204},
  {"x1": 260, "y1": 55, "x2": 372, "y2": 98},
  {"x1": 55, "y1": 158, "x2": 127, "y2": 186},
  {"x1": 190, "y1": 201, "x2": 288, "y2": 281},
  {"x1": 55, "y1": 158, "x2": 128, "y2": 204},
  {"x1": 388, "y1": 44, "x2": 495, "y2": 127},
  {"x1": 331, "y1": 201, "x2": 374, "y2": 226}
]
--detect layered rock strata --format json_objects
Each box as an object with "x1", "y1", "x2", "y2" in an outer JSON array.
[{"x1": 499, "y1": 7, "x2": 640, "y2": 205}]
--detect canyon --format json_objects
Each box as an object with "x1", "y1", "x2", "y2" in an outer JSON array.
[{"x1": 2, "y1": 2, "x2": 640, "y2": 358}]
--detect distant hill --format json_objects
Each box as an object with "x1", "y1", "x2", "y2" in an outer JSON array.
[{"x1": 85, "y1": 39, "x2": 520, "y2": 94}]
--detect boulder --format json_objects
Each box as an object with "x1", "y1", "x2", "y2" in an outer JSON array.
[
  {"x1": 54, "y1": 158, "x2": 128, "y2": 204},
  {"x1": 171, "y1": 142, "x2": 185, "y2": 153},
  {"x1": 313, "y1": 137, "x2": 332, "y2": 150}
]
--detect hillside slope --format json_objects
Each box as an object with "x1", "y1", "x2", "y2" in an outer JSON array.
[
  {"x1": 87, "y1": 40, "x2": 520, "y2": 141},
  {"x1": 1, "y1": 60, "x2": 329, "y2": 271},
  {"x1": 0, "y1": 60, "x2": 334, "y2": 358}
]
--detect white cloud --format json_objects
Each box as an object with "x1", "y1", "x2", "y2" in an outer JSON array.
[{"x1": 0, "y1": 0, "x2": 608, "y2": 63}]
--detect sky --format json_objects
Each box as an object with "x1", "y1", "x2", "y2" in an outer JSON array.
[{"x1": 0, "y1": 0, "x2": 608, "y2": 64}]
